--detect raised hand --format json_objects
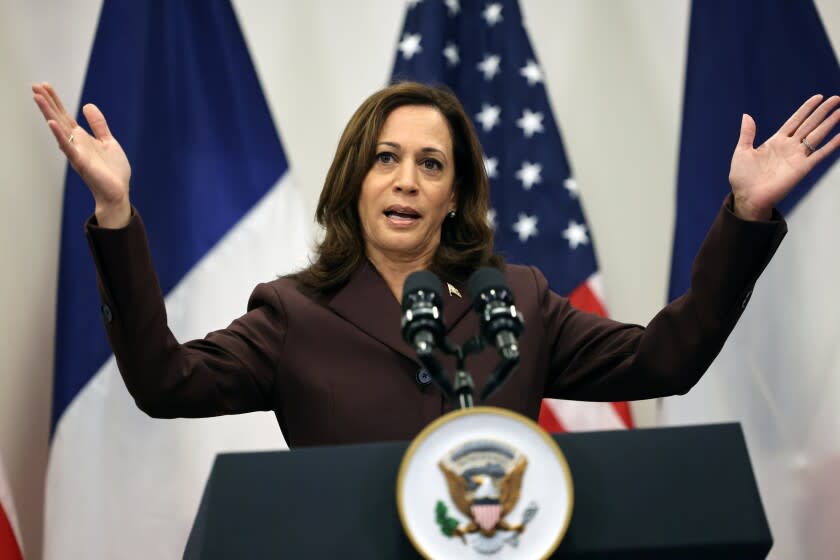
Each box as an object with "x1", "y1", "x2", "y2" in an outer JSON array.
[
  {"x1": 32, "y1": 82, "x2": 132, "y2": 228},
  {"x1": 729, "y1": 94, "x2": 840, "y2": 221}
]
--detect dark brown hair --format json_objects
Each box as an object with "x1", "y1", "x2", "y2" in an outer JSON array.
[{"x1": 296, "y1": 81, "x2": 502, "y2": 293}]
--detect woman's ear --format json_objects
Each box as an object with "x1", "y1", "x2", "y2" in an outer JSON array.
[{"x1": 449, "y1": 180, "x2": 459, "y2": 206}]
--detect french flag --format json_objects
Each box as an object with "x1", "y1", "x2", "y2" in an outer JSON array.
[
  {"x1": 0, "y1": 455, "x2": 23, "y2": 560},
  {"x1": 45, "y1": 1, "x2": 308, "y2": 558},
  {"x1": 661, "y1": 1, "x2": 840, "y2": 558}
]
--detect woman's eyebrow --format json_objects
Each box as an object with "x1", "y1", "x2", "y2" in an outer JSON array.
[
  {"x1": 378, "y1": 141, "x2": 447, "y2": 159},
  {"x1": 420, "y1": 147, "x2": 447, "y2": 159},
  {"x1": 376, "y1": 141, "x2": 447, "y2": 160}
]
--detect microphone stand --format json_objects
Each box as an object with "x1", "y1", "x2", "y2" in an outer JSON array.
[
  {"x1": 451, "y1": 337, "x2": 484, "y2": 409},
  {"x1": 413, "y1": 336, "x2": 456, "y2": 401},
  {"x1": 412, "y1": 332, "x2": 523, "y2": 410},
  {"x1": 406, "y1": 317, "x2": 520, "y2": 410}
]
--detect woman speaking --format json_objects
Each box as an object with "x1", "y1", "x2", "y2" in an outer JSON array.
[{"x1": 32, "y1": 81, "x2": 839, "y2": 446}]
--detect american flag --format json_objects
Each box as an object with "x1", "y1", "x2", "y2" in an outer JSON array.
[{"x1": 392, "y1": 0, "x2": 633, "y2": 432}]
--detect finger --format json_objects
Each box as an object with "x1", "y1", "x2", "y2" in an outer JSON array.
[
  {"x1": 43, "y1": 82, "x2": 70, "y2": 117},
  {"x1": 33, "y1": 83, "x2": 59, "y2": 115},
  {"x1": 736, "y1": 113, "x2": 756, "y2": 150},
  {"x1": 780, "y1": 94, "x2": 823, "y2": 137},
  {"x1": 41, "y1": 82, "x2": 78, "y2": 130},
  {"x1": 795, "y1": 95, "x2": 840, "y2": 141},
  {"x1": 32, "y1": 85, "x2": 59, "y2": 123},
  {"x1": 47, "y1": 119, "x2": 80, "y2": 161},
  {"x1": 82, "y1": 104, "x2": 112, "y2": 140},
  {"x1": 33, "y1": 92, "x2": 74, "y2": 142},
  {"x1": 808, "y1": 131, "x2": 840, "y2": 166},
  {"x1": 32, "y1": 91, "x2": 58, "y2": 123},
  {"x1": 803, "y1": 106, "x2": 840, "y2": 147}
]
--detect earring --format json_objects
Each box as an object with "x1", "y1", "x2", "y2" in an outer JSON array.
[{"x1": 447, "y1": 210, "x2": 456, "y2": 219}]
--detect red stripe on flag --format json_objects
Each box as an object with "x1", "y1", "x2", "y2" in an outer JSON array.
[
  {"x1": 610, "y1": 401, "x2": 634, "y2": 428},
  {"x1": 568, "y1": 281, "x2": 607, "y2": 317},
  {"x1": 571, "y1": 279, "x2": 634, "y2": 427},
  {"x1": 0, "y1": 502, "x2": 22, "y2": 560},
  {"x1": 538, "y1": 277, "x2": 635, "y2": 433},
  {"x1": 538, "y1": 402, "x2": 567, "y2": 432}
]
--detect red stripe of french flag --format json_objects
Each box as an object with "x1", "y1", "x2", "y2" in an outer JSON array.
[
  {"x1": 0, "y1": 455, "x2": 23, "y2": 560},
  {"x1": 0, "y1": 504, "x2": 23, "y2": 560}
]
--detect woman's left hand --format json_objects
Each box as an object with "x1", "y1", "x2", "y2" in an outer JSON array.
[{"x1": 728, "y1": 94, "x2": 840, "y2": 221}]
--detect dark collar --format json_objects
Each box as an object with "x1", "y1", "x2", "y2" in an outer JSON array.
[{"x1": 327, "y1": 260, "x2": 472, "y2": 362}]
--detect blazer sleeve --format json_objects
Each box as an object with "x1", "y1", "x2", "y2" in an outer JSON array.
[
  {"x1": 541, "y1": 194, "x2": 787, "y2": 401},
  {"x1": 85, "y1": 209, "x2": 285, "y2": 418}
]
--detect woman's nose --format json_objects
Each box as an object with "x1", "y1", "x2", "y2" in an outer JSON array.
[{"x1": 394, "y1": 161, "x2": 419, "y2": 193}]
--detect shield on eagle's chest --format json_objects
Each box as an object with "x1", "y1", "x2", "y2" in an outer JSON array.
[{"x1": 471, "y1": 502, "x2": 503, "y2": 532}]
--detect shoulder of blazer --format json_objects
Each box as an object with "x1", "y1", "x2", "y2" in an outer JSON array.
[{"x1": 503, "y1": 264, "x2": 547, "y2": 305}]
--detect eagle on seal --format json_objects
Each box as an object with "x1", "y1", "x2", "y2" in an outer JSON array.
[{"x1": 438, "y1": 455, "x2": 528, "y2": 540}]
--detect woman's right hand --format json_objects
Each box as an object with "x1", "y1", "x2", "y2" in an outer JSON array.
[{"x1": 32, "y1": 82, "x2": 132, "y2": 228}]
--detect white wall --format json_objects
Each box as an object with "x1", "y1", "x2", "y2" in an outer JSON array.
[{"x1": 0, "y1": 1, "x2": 838, "y2": 558}]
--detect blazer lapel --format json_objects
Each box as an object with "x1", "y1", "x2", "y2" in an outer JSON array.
[
  {"x1": 327, "y1": 261, "x2": 415, "y2": 362},
  {"x1": 327, "y1": 262, "x2": 476, "y2": 360},
  {"x1": 441, "y1": 278, "x2": 473, "y2": 336}
]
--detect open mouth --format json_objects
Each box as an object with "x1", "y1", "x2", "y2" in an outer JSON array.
[{"x1": 384, "y1": 205, "x2": 421, "y2": 225}]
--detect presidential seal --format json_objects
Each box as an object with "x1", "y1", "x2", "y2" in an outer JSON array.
[{"x1": 397, "y1": 407, "x2": 573, "y2": 559}]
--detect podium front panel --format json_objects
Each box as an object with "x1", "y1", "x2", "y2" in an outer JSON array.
[{"x1": 184, "y1": 423, "x2": 771, "y2": 559}]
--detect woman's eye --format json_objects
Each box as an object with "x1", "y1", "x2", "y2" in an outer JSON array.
[
  {"x1": 422, "y1": 158, "x2": 443, "y2": 171},
  {"x1": 376, "y1": 152, "x2": 396, "y2": 164}
]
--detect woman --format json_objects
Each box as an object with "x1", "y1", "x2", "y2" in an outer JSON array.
[{"x1": 32, "y1": 81, "x2": 839, "y2": 446}]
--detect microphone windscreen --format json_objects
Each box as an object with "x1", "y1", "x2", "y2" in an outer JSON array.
[
  {"x1": 467, "y1": 267, "x2": 509, "y2": 305},
  {"x1": 402, "y1": 270, "x2": 443, "y2": 311}
]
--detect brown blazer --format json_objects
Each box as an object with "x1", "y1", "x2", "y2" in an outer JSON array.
[{"x1": 85, "y1": 195, "x2": 786, "y2": 447}]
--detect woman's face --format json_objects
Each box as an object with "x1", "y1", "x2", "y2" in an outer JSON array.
[{"x1": 358, "y1": 105, "x2": 456, "y2": 266}]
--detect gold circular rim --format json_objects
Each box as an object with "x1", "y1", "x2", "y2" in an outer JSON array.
[{"x1": 396, "y1": 406, "x2": 574, "y2": 560}]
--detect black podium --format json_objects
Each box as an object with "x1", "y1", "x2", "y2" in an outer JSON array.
[{"x1": 184, "y1": 423, "x2": 771, "y2": 559}]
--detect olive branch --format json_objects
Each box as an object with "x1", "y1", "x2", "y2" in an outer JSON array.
[{"x1": 434, "y1": 500, "x2": 460, "y2": 536}]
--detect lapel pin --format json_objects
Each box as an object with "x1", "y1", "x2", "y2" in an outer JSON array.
[{"x1": 447, "y1": 283, "x2": 462, "y2": 298}]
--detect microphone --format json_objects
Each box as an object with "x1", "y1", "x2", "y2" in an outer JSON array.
[
  {"x1": 468, "y1": 267, "x2": 524, "y2": 400},
  {"x1": 401, "y1": 271, "x2": 456, "y2": 398},
  {"x1": 401, "y1": 270, "x2": 446, "y2": 355},
  {"x1": 468, "y1": 267, "x2": 524, "y2": 359}
]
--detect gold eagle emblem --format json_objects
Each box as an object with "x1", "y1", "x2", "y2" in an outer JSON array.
[
  {"x1": 439, "y1": 456, "x2": 527, "y2": 539},
  {"x1": 435, "y1": 439, "x2": 538, "y2": 553}
]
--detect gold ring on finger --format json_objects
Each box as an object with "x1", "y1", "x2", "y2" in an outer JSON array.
[
  {"x1": 68, "y1": 133, "x2": 75, "y2": 144},
  {"x1": 801, "y1": 137, "x2": 815, "y2": 154}
]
